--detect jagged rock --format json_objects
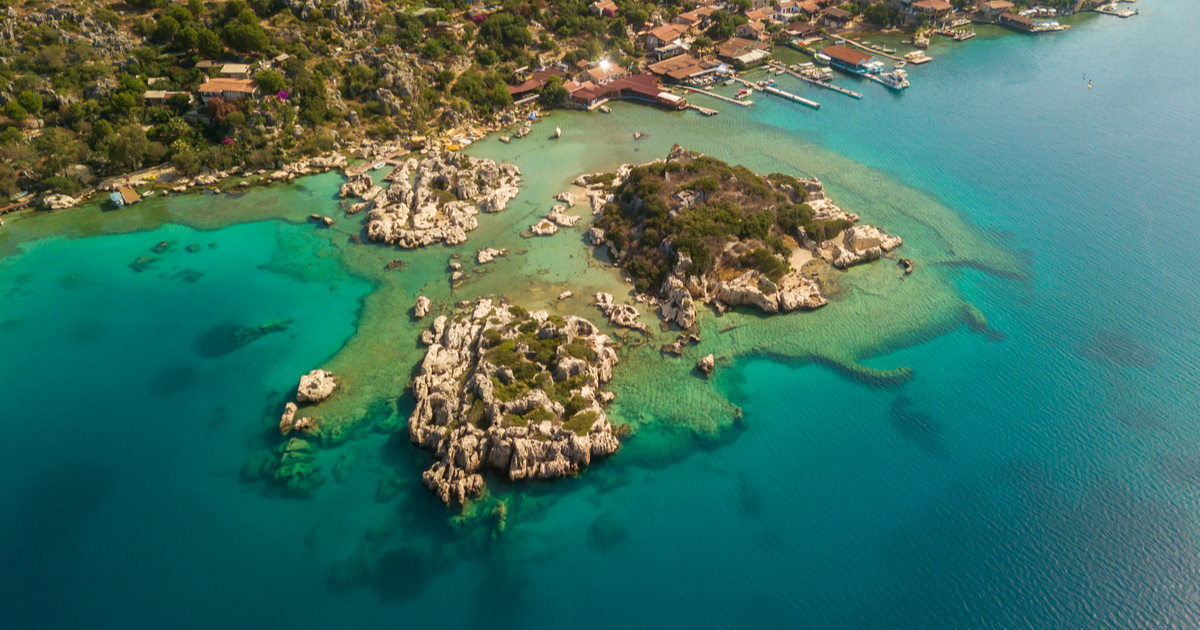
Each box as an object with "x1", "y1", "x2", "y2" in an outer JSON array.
[
  {"x1": 414, "y1": 295, "x2": 432, "y2": 319},
  {"x1": 659, "y1": 275, "x2": 697, "y2": 329},
  {"x1": 553, "y1": 191, "x2": 576, "y2": 205},
  {"x1": 558, "y1": 291, "x2": 574, "y2": 300},
  {"x1": 823, "y1": 225, "x2": 903, "y2": 269},
  {"x1": 529, "y1": 219, "x2": 559, "y2": 236},
  {"x1": 339, "y1": 172, "x2": 373, "y2": 198},
  {"x1": 476, "y1": 248, "x2": 507, "y2": 264},
  {"x1": 697, "y1": 354, "x2": 715, "y2": 377},
  {"x1": 546, "y1": 205, "x2": 580, "y2": 227},
  {"x1": 40, "y1": 193, "x2": 79, "y2": 210},
  {"x1": 279, "y1": 402, "x2": 299, "y2": 435},
  {"x1": 296, "y1": 369, "x2": 337, "y2": 403},
  {"x1": 359, "y1": 151, "x2": 521, "y2": 248},
  {"x1": 585, "y1": 227, "x2": 606, "y2": 246},
  {"x1": 409, "y1": 299, "x2": 621, "y2": 505},
  {"x1": 593, "y1": 293, "x2": 649, "y2": 333},
  {"x1": 715, "y1": 270, "x2": 826, "y2": 313},
  {"x1": 374, "y1": 87, "x2": 403, "y2": 115}
]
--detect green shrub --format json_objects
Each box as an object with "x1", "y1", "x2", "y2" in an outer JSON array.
[{"x1": 563, "y1": 410, "x2": 599, "y2": 436}]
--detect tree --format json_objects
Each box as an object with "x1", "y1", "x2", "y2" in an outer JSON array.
[
  {"x1": 17, "y1": 91, "x2": 43, "y2": 116},
  {"x1": 539, "y1": 76, "x2": 569, "y2": 108},
  {"x1": 3, "y1": 100, "x2": 28, "y2": 122},
  {"x1": 254, "y1": 69, "x2": 286, "y2": 93},
  {"x1": 106, "y1": 124, "x2": 151, "y2": 172},
  {"x1": 197, "y1": 28, "x2": 223, "y2": 57}
]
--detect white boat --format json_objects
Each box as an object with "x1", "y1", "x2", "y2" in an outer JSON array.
[
  {"x1": 815, "y1": 52, "x2": 831, "y2": 65},
  {"x1": 894, "y1": 60, "x2": 907, "y2": 69},
  {"x1": 877, "y1": 69, "x2": 910, "y2": 90},
  {"x1": 553, "y1": 126, "x2": 561, "y2": 138},
  {"x1": 371, "y1": 161, "x2": 386, "y2": 170},
  {"x1": 598, "y1": 105, "x2": 612, "y2": 114},
  {"x1": 499, "y1": 136, "x2": 511, "y2": 143},
  {"x1": 142, "y1": 190, "x2": 154, "y2": 198}
]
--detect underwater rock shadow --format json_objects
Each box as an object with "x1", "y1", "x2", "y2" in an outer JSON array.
[
  {"x1": 147, "y1": 365, "x2": 200, "y2": 397},
  {"x1": 888, "y1": 396, "x2": 949, "y2": 460},
  {"x1": 192, "y1": 319, "x2": 294, "y2": 358},
  {"x1": 1078, "y1": 328, "x2": 1158, "y2": 371}
]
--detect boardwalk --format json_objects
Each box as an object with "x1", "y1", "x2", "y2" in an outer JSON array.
[
  {"x1": 730, "y1": 77, "x2": 820, "y2": 110},
  {"x1": 680, "y1": 86, "x2": 754, "y2": 107},
  {"x1": 769, "y1": 63, "x2": 863, "y2": 100}
]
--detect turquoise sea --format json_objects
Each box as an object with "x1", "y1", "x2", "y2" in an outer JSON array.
[{"x1": 3, "y1": 1, "x2": 1199, "y2": 627}]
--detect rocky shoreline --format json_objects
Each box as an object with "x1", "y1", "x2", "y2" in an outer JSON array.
[
  {"x1": 409, "y1": 298, "x2": 622, "y2": 505},
  {"x1": 584, "y1": 146, "x2": 904, "y2": 335}
]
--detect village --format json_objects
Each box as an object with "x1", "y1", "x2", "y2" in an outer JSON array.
[{"x1": 0, "y1": 0, "x2": 1139, "y2": 216}]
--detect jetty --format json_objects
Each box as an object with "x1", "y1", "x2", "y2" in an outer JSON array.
[
  {"x1": 680, "y1": 85, "x2": 753, "y2": 107},
  {"x1": 730, "y1": 76, "x2": 820, "y2": 110},
  {"x1": 687, "y1": 103, "x2": 719, "y2": 116},
  {"x1": 769, "y1": 62, "x2": 863, "y2": 100}
]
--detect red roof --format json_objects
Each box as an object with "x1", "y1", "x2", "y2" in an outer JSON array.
[{"x1": 821, "y1": 44, "x2": 872, "y2": 66}]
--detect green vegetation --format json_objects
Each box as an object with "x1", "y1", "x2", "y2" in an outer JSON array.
[
  {"x1": 563, "y1": 410, "x2": 599, "y2": 436},
  {"x1": 597, "y1": 150, "x2": 834, "y2": 293}
]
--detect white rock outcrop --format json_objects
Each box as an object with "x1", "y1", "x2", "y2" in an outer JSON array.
[
  {"x1": 409, "y1": 299, "x2": 621, "y2": 505},
  {"x1": 529, "y1": 218, "x2": 559, "y2": 236},
  {"x1": 475, "y1": 248, "x2": 508, "y2": 264},
  {"x1": 822, "y1": 225, "x2": 903, "y2": 269},
  {"x1": 593, "y1": 292, "x2": 649, "y2": 333},
  {"x1": 414, "y1": 295, "x2": 432, "y2": 319},
  {"x1": 296, "y1": 369, "x2": 337, "y2": 403},
  {"x1": 359, "y1": 151, "x2": 521, "y2": 249}
]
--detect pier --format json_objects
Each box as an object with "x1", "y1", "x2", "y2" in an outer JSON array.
[
  {"x1": 730, "y1": 77, "x2": 820, "y2": 110},
  {"x1": 769, "y1": 63, "x2": 863, "y2": 100},
  {"x1": 687, "y1": 103, "x2": 719, "y2": 116},
  {"x1": 839, "y1": 38, "x2": 906, "y2": 62},
  {"x1": 1095, "y1": 3, "x2": 1138, "y2": 17},
  {"x1": 680, "y1": 86, "x2": 754, "y2": 107},
  {"x1": 0, "y1": 199, "x2": 33, "y2": 216}
]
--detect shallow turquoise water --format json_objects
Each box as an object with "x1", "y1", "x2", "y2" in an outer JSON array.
[{"x1": 3, "y1": 1, "x2": 1200, "y2": 627}]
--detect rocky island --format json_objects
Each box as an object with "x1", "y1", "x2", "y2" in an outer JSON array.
[
  {"x1": 586, "y1": 146, "x2": 903, "y2": 332},
  {"x1": 409, "y1": 298, "x2": 622, "y2": 505},
  {"x1": 339, "y1": 151, "x2": 522, "y2": 249}
]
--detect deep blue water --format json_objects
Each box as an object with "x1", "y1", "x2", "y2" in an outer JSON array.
[{"x1": 3, "y1": 1, "x2": 1200, "y2": 627}]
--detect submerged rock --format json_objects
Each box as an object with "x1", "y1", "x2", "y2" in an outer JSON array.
[
  {"x1": 593, "y1": 292, "x2": 649, "y2": 333},
  {"x1": 529, "y1": 218, "x2": 558, "y2": 236},
  {"x1": 475, "y1": 248, "x2": 508, "y2": 264}
]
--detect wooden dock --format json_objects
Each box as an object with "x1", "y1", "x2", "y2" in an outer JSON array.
[
  {"x1": 769, "y1": 63, "x2": 863, "y2": 100},
  {"x1": 840, "y1": 38, "x2": 907, "y2": 62},
  {"x1": 0, "y1": 199, "x2": 33, "y2": 216},
  {"x1": 731, "y1": 77, "x2": 820, "y2": 110},
  {"x1": 688, "y1": 103, "x2": 719, "y2": 116},
  {"x1": 680, "y1": 86, "x2": 753, "y2": 107}
]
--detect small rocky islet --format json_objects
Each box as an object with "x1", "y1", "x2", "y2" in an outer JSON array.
[{"x1": 268, "y1": 145, "x2": 905, "y2": 506}]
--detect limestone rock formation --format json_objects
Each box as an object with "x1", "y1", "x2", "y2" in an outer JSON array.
[
  {"x1": 593, "y1": 293, "x2": 649, "y2": 333},
  {"x1": 356, "y1": 151, "x2": 521, "y2": 249},
  {"x1": 40, "y1": 193, "x2": 79, "y2": 210},
  {"x1": 714, "y1": 271, "x2": 826, "y2": 313},
  {"x1": 414, "y1": 295, "x2": 432, "y2": 319},
  {"x1": 529, "y1": 219, "x2": 559, "y2": 236},
  {"x1": 822, "y1": 225, "x2": 903, "y2": 269},
  {"x1": 585, "y1": 226, "x2": 606, "y2": 246},
  {"x1": 659, "y1": 275, "x2": 698, "y2": 329},
  {"x1": 409, "y1": 299, "x2": 621, "y2": 505},
  {"x1": 476, "y1": 248, "x2": 508, "y2": 264},
  {"x1": 296, "y1": 369, "x2": 337, "y2": 403},
  {"x1": 697, "y1": 354, "x2": 715, "y2": 377},
  {"x1": 546, "y1": 205, "x2": 581, "y2": 227}
]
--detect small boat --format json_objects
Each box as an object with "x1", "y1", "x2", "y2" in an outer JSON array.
[
  {"x1": 499, "y1": 136, "x2": 511, "y2": 143},
  {"x1": 894, "y1": 60, "x2": 907, "y2": 69},
  {"x1": 553, "y1": 126, "x2": 561, "y2": 139},
  {"x1": 142, "y1": 190, "x2": 154, "y2": 198},
  {"x1": 371, "y1": 161, "x2": 386, "y2": 170},
  {"x1": 734, "y1": 88, "x2": 751, "y2": 99},
  {"x1": 633, "y1": 131, "x2": 646, "y2": 140},
  {"x1": 598, "y1": 105, "x2": 612, "y2": 114},
  {"x1": 814, "y1": 52, "x2": 831, "y2": 65}
]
